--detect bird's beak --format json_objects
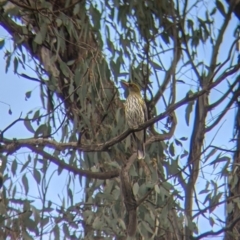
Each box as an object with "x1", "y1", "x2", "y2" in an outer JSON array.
[{"x1": 120, "y1": 80, "x2": 129, "y2": 88}]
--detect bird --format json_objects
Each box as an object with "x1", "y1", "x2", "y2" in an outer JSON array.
[{"x1": 121, "y1": 81, "x2": 148, "y2": 159}]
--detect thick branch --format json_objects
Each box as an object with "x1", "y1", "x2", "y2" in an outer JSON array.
[
  {"x1": 185, "y1": 93, "x2": 208, "y2": 238},
  {"x1": 1, "y1": 65, "x2": 238, "y2": 155},
  {"x1": 120, "y1": 157, "x2": 138, "y2": 237},
  {"x1": 0, "y1": 10, "x2": 34, "y2": 55},
  {"x1": 147, "y1": 112, "x2": 177, "y2": 145},
  {"x1": 27, "y1": 146, "x2": 120, "y2": 179}
]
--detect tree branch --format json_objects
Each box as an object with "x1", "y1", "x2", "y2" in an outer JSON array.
[
  {"x1": 137, "y1": 188, "x2": 154, "y2": 207},
  {"x1": 208, "y1": 145, "x2": 235, "y2": 153},
  {"x1": 27, "y1": 146, "x2": 120, "y2": 179},
  {"x1": 208, "y1": 76, "x2": 239, "y2": 110},
  {"x1": 120, "y1": 157, "x2": 138, "y2": 237},
  {"x1": 147, "y1": 112, "x2": 177, "y2": 145},
  {"x1": 205, "y1": 90, "x2": 239, "y2": 132},
  {"x1": 0, "y1": 64, "x2": 238, "y2": 155},
  {"x1": 193, "y1": 215, "x2": 240, "y2": 240},
  {"x1": 207, "y1": 2, "x2": 235, "y2": 79},
  {"x1": 0, "y1": 9, "x2": 34, "y2": 52},
  {"x1": 8, "y1": 0, "x2": 46, "y2": 12},
  {"x1": 192, "y1": 194, "x2": 240, "y2": 219}
]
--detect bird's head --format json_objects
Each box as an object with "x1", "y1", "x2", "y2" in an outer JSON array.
[{"x1": 121, "y1": 81, "x2": 141, "y2": 94}]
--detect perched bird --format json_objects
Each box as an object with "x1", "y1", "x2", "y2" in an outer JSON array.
[{"x1": 121, "y1": 81, "x2": 148, "y2": 159}]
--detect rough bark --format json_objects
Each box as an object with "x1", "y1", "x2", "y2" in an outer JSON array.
[{"x1": 0, "y1": 0, "x2": 180, "y2": 239}]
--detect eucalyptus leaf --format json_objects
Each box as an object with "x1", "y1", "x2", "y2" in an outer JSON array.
[
  {"x1": 22, "y1": 174, "x2": 29, "y2": 195},
  {"x1": 0, "y1": 39, "x2": 5, "y2": 49}
]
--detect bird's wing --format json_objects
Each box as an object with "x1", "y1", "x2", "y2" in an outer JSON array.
[{"x1": 142, "y1": 100, "x2": 148, "y2": 144}]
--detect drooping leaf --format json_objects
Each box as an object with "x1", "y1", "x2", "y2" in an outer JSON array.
[
  {"x1": 0, "y1": 39, "x2": 5, "y2": 49},
  {"x1": 169, "y1": 142, "x2": 175, "y2": 156},
  {"x1": 25, "y1": 91, "x2": 32, "y2": 100},
  {"x1": 13, "y1": 57, "x2": 18, "y2": 73},
  {"x1": 216, "y1": 0, "x2": 226, "y2": 17},
  {"x1": 73, "y1": 3, "x2": 80, "y2": 15},
  {"x1": 90, "y1": 4, "x2": 101, "y2": 30},
  {"x1": 68, "y1": 188, "x2": 73, "y2": 206},
  {"x1": 24, "y1": 117, "x2": 35, "y2": 133},
  {"x1": 22, "y1": 174, "x2": 29, "y2": 195},
  {"x1": 199, "y1": 189, "x2": 210, "y2": 195},
  {"x1": 34, "y1": 124, "x2": 50, "y2": 137},
  {"x1": 150, "y1": 60, "x2": 162, "y2": 70},
  {"x1": 180, "y1": 137, "x2": 188, "y2": 141},
  {"x1": 203, "y1": 148, "x2": 217, "y2": 163},
  {"x1": 210, "y1": 156, "x2": 230, "y2": 165},
  {"x1": 133, "y1": 182, "x2": 139, "y2": 196},
  {"x1": 34, "y1": 31, "x2": 43, "y2": 45},
  {"x1": 41, "y1": 217, "x2": 49, "y2": 227},
  {"x1": 33, "y1": 169, "x2": 41, "y2": 185},
  {"x1": 154, "y1": 184, "x2": 160, "y2": 194},
  {"x1": 11, "y1": 159, "x2": 18, "y2": 176},
  {"x1": 21, "y1": 155, "x2": 31, "y2": 173},
  {"x1": 59, "y1": 60, "x2": 70, "y2": 77},
  {"x1": 175, "y1": 139, "x2": 182, "y2": 147},
  {"x1": 185, "y1": 98, "x2": 194, "y2": 126}
]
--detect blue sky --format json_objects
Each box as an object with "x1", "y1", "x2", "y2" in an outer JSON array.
[
  {"x1": 99, "y1": 1, "x2": 240, "y2": 237},
  {"x1": 0, "y1": 0, "x2": 240, "y2": 239},
  {"x1": 0, "y1": 29, "x2": 85, "y2": 239}
]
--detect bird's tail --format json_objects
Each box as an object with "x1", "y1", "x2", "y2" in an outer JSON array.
[
  {"x1": 134, "y1": 131, "x2": 145, "y2": 159},
  {"x1": 137, "y1": 143, "x2": 145, "y2": 159}
]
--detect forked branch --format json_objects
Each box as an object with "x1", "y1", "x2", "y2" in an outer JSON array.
[{"x1": 1, "y1": 65, "x2": 238, "y2": 155}]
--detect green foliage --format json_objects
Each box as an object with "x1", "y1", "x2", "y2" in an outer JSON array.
[
  {"x1": 0, "y1": 39, "x2": 5, "y2": 49},
  {"x1": 0, "y1": 0, "x2": 239, "y2": 239}
]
